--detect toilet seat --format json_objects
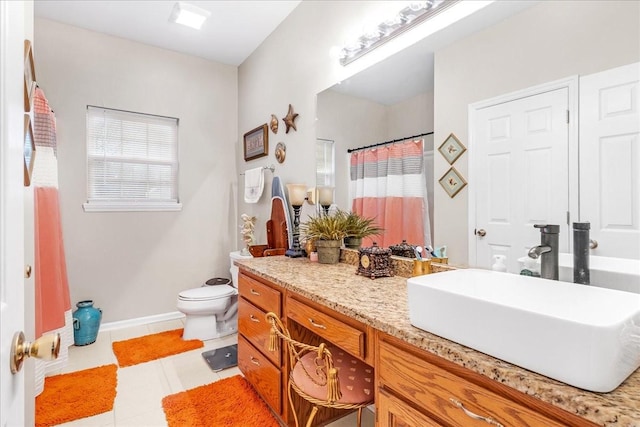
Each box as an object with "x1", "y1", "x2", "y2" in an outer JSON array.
[{"x1": 178, "y1": 285, "x2": 235, "y2": 301}]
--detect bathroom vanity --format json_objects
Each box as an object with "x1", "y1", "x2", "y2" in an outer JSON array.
[{"x1": 235, "y1": 256, "x2": 639, "y2": 427}]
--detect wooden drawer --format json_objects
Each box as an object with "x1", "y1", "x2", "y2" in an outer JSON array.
[
  {"x1": 238, "y1": 334, "x2": 282, "y2": 415},
  {"x1": 287, "y1": 296, "x2": 365, "y2": 360},
  {"x1": 238, "y1": 273, "x2": 281, "y2": 316},
  {"x1": 378, "y1": 388, "x2": 441, "y2": 427},
  {"x1": 378, "y1": 337, "x2": 565, "y2": 427},
  {"x1": 238, "y1": 297, "x2": 282, "y2": 366}
]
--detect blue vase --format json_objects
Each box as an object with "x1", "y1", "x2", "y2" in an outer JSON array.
[{"x1": 72, "y1": 300, "x2": 102, "y2": 346}]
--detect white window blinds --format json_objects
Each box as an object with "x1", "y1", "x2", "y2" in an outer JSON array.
[{"x1": 84, "y1": 106, "x2": 181, "y2": 212}]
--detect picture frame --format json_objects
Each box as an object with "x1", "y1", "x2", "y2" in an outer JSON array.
[
  {"x1": 24, "y1": 115, "x2": 36, "y2": 187},
  {"x1": 243, "y1": 124, "x2": 268, "y2": 161},
  {"x1": 24, "y1": 40, "x2": 36, "y2": 112},
  {"x1": 438, "y1": 133, "x2": 466, "y2": 165},
  {"x1": 439, "y1": 167, "x2": 467, "y2": 198}
]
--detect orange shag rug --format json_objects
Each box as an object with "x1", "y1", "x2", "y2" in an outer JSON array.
[
  {"x1": 162, "y1": 375, "x2": 280, "y2": 427},
  {"x1": 35, "y1": 364, "x2": 117, "y2": 427},
  {"x1": 112, "y1": 328, "x2": 203, "y2": 367}
]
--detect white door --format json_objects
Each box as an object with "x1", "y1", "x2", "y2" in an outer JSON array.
[
  {"x1": 579, "y1": 62, "x2": 640, "y2": 260},
  {"x1": 472, "y1": 88, "x2": 570, "y2": 272},
  {"x1": 0, "y1": 2, "x2": 27, "y2": 425}
]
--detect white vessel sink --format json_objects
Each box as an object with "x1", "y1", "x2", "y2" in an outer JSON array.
[
  {"x1": 407, "y1": 269, "x2": 640, "y2": 392},
  {"x1": 558, "y1": 253, "x2": 640, "y2": 294}
]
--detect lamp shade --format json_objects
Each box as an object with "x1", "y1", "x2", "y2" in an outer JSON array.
[
  {"x1": 318, "y1": 186, "x2": 334, "y2": 206},
  {"x1": 287, "y1": 184, "x2": 307, "y2": 206}
]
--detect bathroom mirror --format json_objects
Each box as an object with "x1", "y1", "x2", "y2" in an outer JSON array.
[{"x1": 316, "y1": 41, "x2": 435, "y2": 248}]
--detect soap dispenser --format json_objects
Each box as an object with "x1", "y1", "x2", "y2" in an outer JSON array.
[{"x1": 492, "y1": 255, "x2": 507, "y2": 272}]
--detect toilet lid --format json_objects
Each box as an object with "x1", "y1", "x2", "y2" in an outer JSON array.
[{"x1": 178, "y1": 285, "x2": 235, "y2": 301}]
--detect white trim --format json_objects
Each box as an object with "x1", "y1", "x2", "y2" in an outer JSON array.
[
  {"x1": 99, "y1": 311, "x2": 185, "y2": 332},
  {"x1": 468, "y1": 75, "x2": 579, "y2": 267},
  {"x1": 83, "y1": 201, "x2": 183, "y2": 212}
]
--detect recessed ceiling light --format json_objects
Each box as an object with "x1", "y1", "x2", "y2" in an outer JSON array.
[{"x1": 169, "y1": 2, "x2": 211, "y2": 30}]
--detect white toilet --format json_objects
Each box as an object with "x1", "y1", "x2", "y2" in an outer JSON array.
[{"x1": 177, "y1": 251, "x2": 252, "y2": 340}]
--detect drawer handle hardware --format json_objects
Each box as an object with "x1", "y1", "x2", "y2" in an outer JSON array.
[
  {"x1": 250, "y1": 357, "x2": 260, "y2": 366},
  {"x1": 449, "y1": 398, "x2": 504, "y2": 427},
  {"x1": 308, "y1": 318, "x2": 327, "y2": 329},
  {"x1": 249, "y1": 314, "x2": 260, "y2": 323},
  {"x1": 250, "y1": 288, "x2": 261, "y2": 296}
]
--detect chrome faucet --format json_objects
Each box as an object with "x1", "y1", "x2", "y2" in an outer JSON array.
[{"x1": 528, "y1": 224, "x2": 560, "y2": 280}]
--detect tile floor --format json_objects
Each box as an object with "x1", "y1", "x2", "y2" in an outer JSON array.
[{"x1": 54, "y1": 318, "x2": 375, "y2": 426}]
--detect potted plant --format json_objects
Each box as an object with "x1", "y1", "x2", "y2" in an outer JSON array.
[
  {"x1": 342, "y1": 210, "x2": 384, "y2": 249},
  {"x1": 300, "y1": 211, "x2": 348, "y2": 264}
]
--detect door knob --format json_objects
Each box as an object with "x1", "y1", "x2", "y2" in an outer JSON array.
[
  {"x1": 475, "y1": 229, "x2": 487, "y2": 237},
  {"x1": 10, "y1": 331, "x2": 60, "y2": 374},
  {"x1": 589, "y1": 239, "x2": 598, "y2": 249}
]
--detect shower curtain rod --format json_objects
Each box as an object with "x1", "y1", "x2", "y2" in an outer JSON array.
[{"x1": 347, "y1": 131, "x2": 434, "y2": 153}]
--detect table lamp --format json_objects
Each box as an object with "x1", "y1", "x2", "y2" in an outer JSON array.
[
  {"x1": 318, "y1": 186, "x2": 334, "y2": 215},
  {"x1": 285, "y1": 183, "x2": 307, "y2": 258}
]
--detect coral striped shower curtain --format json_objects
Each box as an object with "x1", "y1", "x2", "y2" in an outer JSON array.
[
  {"x1": 32, "y1": 87, "x2": 73, "y2": 395},
  {"x1": 350, "y1": 139, "x2": 431, "y2": 251}
]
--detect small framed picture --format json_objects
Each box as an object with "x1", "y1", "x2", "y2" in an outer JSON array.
[
  {"x1": 439, "y1": 167, "x2": 467, "y2": 198},
  {"x1": 438, "y1": 133, "x2": 466, "y2": 165},
  {"x1": 24, "y1": 40, "x2": 36, "y2": 112},
  {"x1": 243, "y1": 124, "x2": 268, "y2": 161},
  {"x1": 24, "y1": 115, "x2": 36, "y2": 186}
]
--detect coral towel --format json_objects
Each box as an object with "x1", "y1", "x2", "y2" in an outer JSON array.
[{"x1": 244, "y1": 167, "x2": 264, "y2": 203}]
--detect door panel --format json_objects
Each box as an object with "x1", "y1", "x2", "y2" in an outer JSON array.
[
  {"x1": 579, "y1": 62, "x2": 640, "y2": 259},
  {"x1": 474, "y1": 88, "x2": 569, "y2": 272},
  {"x1": 1, "y1": 2, "x2": 27, "y2": 425}
]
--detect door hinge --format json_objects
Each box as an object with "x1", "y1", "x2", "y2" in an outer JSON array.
[
  {"x1": 566, "y1": 110, "x2": 570, "y2": 124},
  {"x1": 566, "y1": 211, "x2": 570, "y2": 226}
]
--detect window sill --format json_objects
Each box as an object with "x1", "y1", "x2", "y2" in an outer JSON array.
[{"x1": 82, "y1": 201, "x2": 183, "y2": 212}]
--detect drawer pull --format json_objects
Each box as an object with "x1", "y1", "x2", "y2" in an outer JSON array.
[
  {"x1": 250, "y1": 357, "x2": 260, "y2": 366},
  {"x1": 449, "y1": 398, "x2": 504, "y2": 427},
  {"x1": 250, "y1": 288, "x2": 261, "y2": 296},
  {"x1": 249, "y1": 314, "x2": 260, "y2": 323},
  {"x1": 308, "y1": 318, "x2": 327, "y2": 329}
]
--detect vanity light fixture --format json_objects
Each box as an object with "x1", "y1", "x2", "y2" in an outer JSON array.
[
  {"x1": 169, "y1": 2, "x2": 211, "y2": 30},
  {"x1": 339, "y1": 0, "x2": 458, "y2": 66},
  {"x1": 285, "y1": 184, "x2": 308, "y2": 258}
]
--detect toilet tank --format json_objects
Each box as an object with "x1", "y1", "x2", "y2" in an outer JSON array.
[{"x1": 229, "y1": 251, "x2": 252, "y2": 287}]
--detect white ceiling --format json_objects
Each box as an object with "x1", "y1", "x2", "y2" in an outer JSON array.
[{"x1": 34, "y1": 0, "x2": 301, "y2": 66}]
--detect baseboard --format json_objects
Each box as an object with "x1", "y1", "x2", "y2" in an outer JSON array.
[{"x1": 100, "y1": 311, "x2": 185, "y2": 332}]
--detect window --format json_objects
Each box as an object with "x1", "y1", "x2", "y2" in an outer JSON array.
[{"x1": 83, "y1": 106, "x2": 181, "y2": 212}]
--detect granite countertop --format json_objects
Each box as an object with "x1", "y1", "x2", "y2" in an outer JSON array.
[{"x1": 235, "y1": 256, "x2": 640, "y2": 427}]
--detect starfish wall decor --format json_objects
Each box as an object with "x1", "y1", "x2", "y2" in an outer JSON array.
[{"x1": 282, "y1": 104, "x2": 299, "y2": 133}]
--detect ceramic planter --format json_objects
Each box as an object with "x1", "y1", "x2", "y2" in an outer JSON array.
[
  {"x1": 315, "y1": 239, "x2": 341, "y2": 264},
  {"x1": 343, "y1": 236, "x2": 363, "y2": 249}
]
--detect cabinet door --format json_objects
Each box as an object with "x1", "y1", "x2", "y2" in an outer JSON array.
[{"x1": 378, "y1": 389, "x2": 441, "y2": 427}]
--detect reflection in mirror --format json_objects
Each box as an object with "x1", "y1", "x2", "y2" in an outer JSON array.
[
  {"x1": 316, "y1": 45, "x2": 435, "y2": 248},
  {"x1": 315, "y1": 138, "x2": 335, "y2": 215}
]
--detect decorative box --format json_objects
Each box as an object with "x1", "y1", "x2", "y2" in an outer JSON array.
[
  {"x1": 356, "y1": 243, "x2": 394, "y2": 279},
  {"x1": 389, "y1": 240, "x2": 417, "y2": 258}
]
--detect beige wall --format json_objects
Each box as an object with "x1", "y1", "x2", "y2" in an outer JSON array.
[
  {"x1": 34, "y1": 18, "x2": 238, "y2": 322},
  {"x1": 434, "y1": 0, "x2": 640, "y2": 266}
]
